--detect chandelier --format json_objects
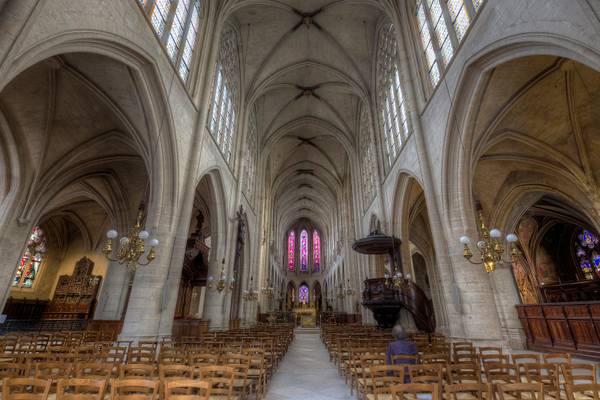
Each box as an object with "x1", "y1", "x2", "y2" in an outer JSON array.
[
  {"x1": 336, "y1": 283, "x2": 345, "y2": 299},
  {"x1": 207, "y1": 260, "x2": 235, "y2": 293},
  {"x1": 261, "y1": 279, "x2": 275, "y2": 299},
  {"x1": 344, "y1": 279, "x2": 355, "y2": 296},
  {"x1": 102, "y1": 204, "x2": 159, "y2": 270},
  {"x1": 459, "y1": 208, "x2": 520, "y2": 273},
  {"x1": 243, "y1": 276, "x2": 259, "y2": 301}
]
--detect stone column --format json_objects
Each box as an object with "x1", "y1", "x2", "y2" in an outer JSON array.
[
  {"x1": 0, "y1": 221, "x2": 32, "y2": 310},
  {"x1": 94, "y1": 261, "x2": 131, "y2": 320},
  {"x1": 119, "y1": 224, "x2": 176, "y2": 341}
]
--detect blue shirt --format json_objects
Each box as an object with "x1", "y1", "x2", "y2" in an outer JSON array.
[{"x1": 387, "y1": 339, "x2": 418, "y2": 382}]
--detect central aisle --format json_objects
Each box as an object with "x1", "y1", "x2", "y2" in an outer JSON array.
[{"x1": 265, "y1": 329, "x2": 355, "y2": 400}]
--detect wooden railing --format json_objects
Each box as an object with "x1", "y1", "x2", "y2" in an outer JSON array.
[{"x1": 517, "y1": 301, "x2": 600, "y2": 360}]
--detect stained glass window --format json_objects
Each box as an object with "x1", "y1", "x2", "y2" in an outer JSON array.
[
  {"x1": 287, "y1": 231, "x2": 295, "y2": 272},
  {"x1": 446, "y1": 0, "x2": 471, "y2": 41},
  {"x1": 13, "y1": 226, "x2": 47, "y2": 288},
  {"x1": 415, "y1": 0, "x2": 481, "y2": 88},
  {"x1": 416, "y1": 2, "x2": 441, "y2": 86},
  {"x1": 207, "y1": 27, "x2": 239, "y2": 164},
  {"x1": 140, "y1": 0, "x2": 202, "y2": 82},
  {"x1": 575, "y1": 229, "x2": 600, "y2": 280},
  {"x1": 377, "y1": 24, "x2": 410, "y2": 170},
  {"x1": 298, "y1": 284, "x2": 309, "y2": 304},
  {"x1": 242, "y1": 109, "x2": 258, "y2": 207},
  {"x1": 359, "y1": 106, "x2": 377, "y2": 208},
  {"x1": 313, "y1": 230, "x2": 321, "y2": 273},
  {"x1": 300, "y1": 230, "x2": 308, "y2": 272}
]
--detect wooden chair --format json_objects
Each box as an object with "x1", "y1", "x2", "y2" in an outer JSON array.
[
  {"x1": 479, "y1": 354, "x2": 510, "y2": 366},
  {"x1": 512, "y1": 353, "x2": 541, "y2": 365},
  {"x1": 446, "y1": 363, "x2": 481, "y2": 384},
  {"x1": 160, "y1": 364, "x2": 195, "y2": 399},
  {"x1": 138, "y1": 341, "x2": 158, "y2": 350},
  {"x1": 110, "y1": 378, "x2": 159, "y2": 400},
  {"x1": 357, "y1": 354, "x2": 388, "y2": 399},
  {"x1": 159, "y1": 351, "x2": 188, "y2": 365},
  {"x1": 119, "y1": 363, "x2": 156, "y2": 379},
  {"x1": 197, "y1": 365, "x2": 235, "y2": 400},
  {"x1": 56, "y1": 378, "x2": 107, "y2": 400},
  {"x1": 74, "y1": 363, "x2": 113, "y2": 379},
  {"x1": 389, "y1": 383, "x2": 439, "y2": 400},
  {"x1": 221, "y1": 354, "x2": 251, "y2": 400},
  {"x1": 543, "y1": 353, "x2": 572, "y2": 364},
  {"x1": 127, "y1": 347, "x2": 156, "y2": 364},
  {"x1": 2, "y1": 377, "x2": 51, "y2": 400},
  {"x1": 389, "y1": 354, "x2": 418, "y2": 365},
  {"x1": 188, "y1": 353, "x2": 219, "y2": 368},
  {"x1": 420, "y1": 353, "x2": 449, "y2": 365},
  {"x1": 0, "y1": 362, "x2": 29, "y2": 380},
  {"x1": 243, "y1": 348, "x2": 266, "y2": 399},
  {"x1": 496, "y1": 382, "x2": 544, "y2": 400},
  {"x1": 408, "y1": 364, "x2": 443, "y2": 385},
  {"x1": 35, "y1": 362, "x2": 72, "y2": 382},
  {"x1": 164, "y1": 379, "x2": 210, "y2": 400},
  {"x1": 562, "y1": 364, "x2": 597, "y2": 385},
  {"x1": 445, "y1": 383, "x2": 492, "y2": 400},
  {"x1": 522, "y1": 363, "x2": 561, "y2": 399},
  {"x1": 483, "y1": 362, "x2": 518, "y2": 384},
  {"x1": 367, "y1": 364, "x2": 405, "y2": 400},
  {"x1": 566, "y1": 383, "x2": 600, "y2": 400},
  {"x1": 453, "y1": 351, "x2": 478, "y2": 364}
]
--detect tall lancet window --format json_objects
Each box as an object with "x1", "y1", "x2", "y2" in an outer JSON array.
[
  {"x1": 14, "y1": 226, "x2": 47, "y2": 288},
  {"x1": 287, "y1": 231, "x2": 295, "y2": 272},
  {"x1": 207, "y1": 27, "x2": 240, "y2": 164},
  {"x1": 300, "y1": 230, "x2": 309, "y2": 272},
  {"x1": 138, "y1": 0, "x2": 202, "y2": 81},
  {"x1": 313, "y1": 230, "x2": 321, "y2": 273},
  {"x1": 242, "y1": 109, "x2": 258, "y2": 207},
  {"x1": 415, "y1": 0, "x2": 483, "y2": 88},
  {"x1": 359, "y1": 106, "x2": 377, "y2": 209},
  {"x1": 377, "y1": 24, "x2": 410, "y2": 170}
]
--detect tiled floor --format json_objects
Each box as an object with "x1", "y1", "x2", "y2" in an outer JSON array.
[{"x1": 265, "y1": 329, "x2": 355, "y2": 400}]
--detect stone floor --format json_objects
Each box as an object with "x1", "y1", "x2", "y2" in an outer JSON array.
[{"x1": 265, "y1": 328, "x2": 355, "y2": 400}]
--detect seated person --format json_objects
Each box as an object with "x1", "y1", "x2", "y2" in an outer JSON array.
[{"x1": 387, "y1": 324, "x2": 417, "y2": 382}]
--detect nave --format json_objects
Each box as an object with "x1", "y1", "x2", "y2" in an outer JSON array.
[{"x1": 2, "y1": 0, "x2": 600, "y2": 399}]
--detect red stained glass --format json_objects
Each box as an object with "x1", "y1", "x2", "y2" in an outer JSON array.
[
  {"x1": 313, "y1": 230, "x2": 321, "y2": 272},
  {"x1": 287, "y1": 231, "x2": 295, "y2": 271}
]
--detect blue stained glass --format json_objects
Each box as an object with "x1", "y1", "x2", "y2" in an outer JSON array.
[
  {"x1": 298, "y1": 284, "x2": 309, "y2": 304},
  {"x1": 300, "y1": 230, "x2": 308, "y2": 272}
]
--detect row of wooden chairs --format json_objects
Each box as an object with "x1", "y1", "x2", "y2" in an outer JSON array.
[
  {"x1": 2, "y1": 377, "x2": 215, "y2": 400},
  {"x1": 361, "y1": 381, "x2": 600, "y2": 400}
]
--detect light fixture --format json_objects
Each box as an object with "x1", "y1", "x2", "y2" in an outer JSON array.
[
  {"x1": 459, "y1": 208, "x2": 520, "y2": 273},
  {"x1": 243, "y1": 276, "x2": 259, "y2": 301},
  {"x1": 207, "y1": 259, "x2": 235, "y2": 293},
  {"x1": 345, "y1": 279, "x2": 355, "y2": 296},
  {"x1": 261, "y1": 279, "x2": 275, "y2": 299},
  {"x1": 385, "y1": 271, "x2": 404, "y2": 288},
  {"x1": 336, "y1": 283, "x2": 345, "y2": 299},
  {"x1": 102, "y1": 203, "x2": 159, "y2": 271}
]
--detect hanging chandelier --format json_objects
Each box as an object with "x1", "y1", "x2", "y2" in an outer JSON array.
[
  {"x1": 261, "y1": 279, "x2": 275, "y2": 299},
  {"x1": 207, "y1": 259, "x2": 235, "y2": 293},
  {"x1": 459, "y1": 208, "x2": 520, "y2": 273},
  {"x1": 243, "y1": 276, "x2": 259, "y2": 301},
  {"x1": 344, "y1": 279, "x2": 355, "y2": 296},
  {"x1": 102, "y1": 204, "x2": 159, "y2": 271}
]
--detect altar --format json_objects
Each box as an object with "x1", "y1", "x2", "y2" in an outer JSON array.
[{"x1": 293, "y1": 305, "x2": 317, "y2": 327}]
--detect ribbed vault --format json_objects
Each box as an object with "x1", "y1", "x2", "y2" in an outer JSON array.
[{"x1": 229, "y1": 0, "x2": 386, "y2": 272}]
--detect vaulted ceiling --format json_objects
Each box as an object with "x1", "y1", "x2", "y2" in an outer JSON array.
[{"x1": 229, "y1": 0, "x2": 386, "y2": 247}]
